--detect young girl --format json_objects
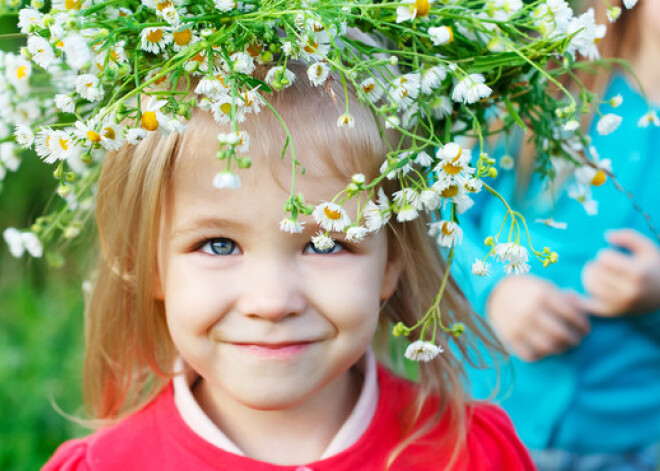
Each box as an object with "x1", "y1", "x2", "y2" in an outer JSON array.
[{"x1": 43, "y1": 63, "x2": 534, "y2": 470}]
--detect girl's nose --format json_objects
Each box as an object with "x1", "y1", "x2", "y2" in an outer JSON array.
[{"x1": 235, "y1": 257, "x2": 307, "y2": 322}]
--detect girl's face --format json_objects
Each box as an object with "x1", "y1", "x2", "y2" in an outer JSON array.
[{"x1": 155, "y1": 133, "x2": 400, "y2": 412}]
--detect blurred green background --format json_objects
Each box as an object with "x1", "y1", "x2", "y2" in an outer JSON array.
[{"x1": 1, "y1": 14, "x2": 88, "y2": 470}]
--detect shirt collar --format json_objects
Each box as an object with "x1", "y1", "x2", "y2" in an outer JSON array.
[{"x1": 172, "y1": 347, "x2": 379, "y2": 460}]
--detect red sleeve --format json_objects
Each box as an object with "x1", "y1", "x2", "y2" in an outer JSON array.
[
  {"x1": 41, "y1": 439, "x2": 91, "y2": 471},
  {"x1": 465, "y1": 404, "x2": 537, "y2": 471}
]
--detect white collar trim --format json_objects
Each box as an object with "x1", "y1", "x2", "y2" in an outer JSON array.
[{"x1": 172, "y1": 348, "x2": 379, "y2": 459}]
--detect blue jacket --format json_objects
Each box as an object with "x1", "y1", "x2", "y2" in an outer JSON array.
[{"x1": 454, "y1": 74, "x2": 660, "y2": 453}]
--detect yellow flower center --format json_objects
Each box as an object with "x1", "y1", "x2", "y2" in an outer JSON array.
[
  {"x1": 103, "y1": 127, "x2": 116, "y2": 140},
  {"x1": 146, "y1": 29, "x2": 163, "y2": 44},
  {"x1": 86, "y1": 130, "x2": 101, "y2": 142},
  {"x1": 141, "y1": 111, "x2": 159, "y2": 131},
  {"x1": 56, "y1": 40, "x2": 64, "y2": 48},
  {"x1": 65, "y1": 0, "x2": 82, "y2": 10},
  {"x1": 16, "y1": 65, "x2": 28, "y2": 80},
  {"x1": 59, "y1": 138, "x2": 69, "y2": 150},
  {"x1": 361, "y1": 83, "x2": 375, "y2": 94},
  {"x1": 220, "y1": 103, "x2": 232, "y2": 115},
  {"x1": 441, "y1": 222, "x2": 454, "y2": 236},
  {"x1": 110, "y1": 49, "x2": 121, "y2": 61},
  {"x1": 415, "y1": 0, "x2": 431, "y2": 17},
  {"x1": 304, "y1": 40, "x2": 319, "y2": 54},
  {"x1": 446, "y1": 27, "x2": 454, "y2": 43},
  {"x1": 246, "y1": 43, "x2": 262, "y2": 57},
  {"x1": 243, "y1": 92, "x2": 253, "y2": 106},
  {"x1": 440, "y1": 185, "x2": 459, "y2": 198},
  {"x1": 324, "y1": 206, "x2": 342, "y2": 220},
  {"x1": 173, "y1": 29, "x2": 192, "y2": 46},
  {"x1": 156, "y1": 0, "x2": 172, "y2": 10},
  {"x1": 442, "y1": 163, "x2": 463, "y2": 175},
  {"x1": 591, "y1": 170, "x2": 607, "y2": 186}
]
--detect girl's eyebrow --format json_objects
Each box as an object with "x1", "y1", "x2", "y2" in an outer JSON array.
[{"x1": 169, "y1": 217, "x2": 245, "y2": 239}]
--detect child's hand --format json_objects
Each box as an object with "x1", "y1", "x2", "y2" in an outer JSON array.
[
  {"x1": 487, "y1": 275, "x2": 590, "y2": 362},
  {"x1": 580, "y1": 229, "x2": 660, "y2": 317}
]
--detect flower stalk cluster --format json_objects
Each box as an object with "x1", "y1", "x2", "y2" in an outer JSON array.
[{"x1": 0, "y1": 0, "x2": 644, "y2": 360}]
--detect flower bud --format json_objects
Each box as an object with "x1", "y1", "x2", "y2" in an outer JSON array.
[
  {"x1": 484, "y1": 236, "x2": 494, "y2": 246},
  {"x1": 57, "y1": 184, "x2": 71, "y2": 198},
  {"x1": 488, "y1": 167, "x2": 498, "y2": 178},
  {"x1": 237, "y1": 157, "x2": 252, "y2": 169}
]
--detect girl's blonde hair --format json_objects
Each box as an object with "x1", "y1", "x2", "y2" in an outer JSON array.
[{"x1": 85, "y1": 62, "x2": 501, "y2": 463}]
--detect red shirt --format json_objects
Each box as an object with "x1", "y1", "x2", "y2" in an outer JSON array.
[{"x1": 43, "y1": 365, "x2": 535, "y2": 470}]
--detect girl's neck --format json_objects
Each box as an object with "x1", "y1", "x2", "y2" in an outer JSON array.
[
  {"x1": 630, "y1": 30, "x2": 660, "y2": 104},
  {"x1": 194, "y1": 366, "x2": 362, "y2": 465}
]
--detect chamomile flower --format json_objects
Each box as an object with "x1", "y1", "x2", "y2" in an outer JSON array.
[
  {"x1": 126, "y1": 128, "x2": 147, "y2": 144},
  {"x1": 609, "y1": 94, "x2": 623, "y2": 108},
  {"x1": 428, "y1": 220, "x2": 463, "y2": 247},
  {"x1": 493, "y1": 242, "x2": 530, "y2": 274},
  {"x1": 362, "y1": 197, "x2": 389, "y2": 232},
  {"x1": 563, "y1": 120, "x2": 579, "y2": 132},
  {"x1": 471, "y1": 258, "x2": 490, "y2": 276},
  {"x1": 337, "y1": 113, "x2": 355, "y2": 128},
  {"x1": 55, "y1": 94, "x2": 75, "y2": 113},
  {"x1": 431, "y1": 179, "x2": 474, "y2": 214},
  {"x1": 214, "y1": 0, "x2": 236, "y2": 12},
  {"x1": 623, "y1": 0, "x2": 637, "y2": 9},
  {"x1": 607, "y1": 6, "x2": 621, "y2": 22},
  {"x1": 313, "y1": 202, "x2": 351, "y2": 232},
  {"x1": 62, "y1": 33, "x2": 91, "y2": 70},
  {"x1": 213, "y1": 171, "x2": 241, "y2": 189},
  {"x1": 75, "y1": 74, "x2": 103, "y2": 102},
  {"x1": 346, "y1": 226, "x2": 368, "y2": 242},
  {"x1": 428, "y1": 26, "x2": 453, "y2": 45},
  {"x1": 420, "y1": 189, "x2": 441, "y2": 210},
  {"x1": 311, "y1": 232, "x2": 335, "y2": 251},
  {"x1": 14, "y1": 125, "x2": 34, "y2": 148},
  {"x1": 638, "y1": 111, "x2": 660, "y2": 128},
  {"x1": 596, "y1": 113, "x2": 622, "y2": 135},
  {"x1": 404, "y1": 340, "x2": 443, "y2": 362},
  {"x1": 396, "y1": 204, "x2": 419, "y2": 222},
  {"x1": 301, "y1": 31, "x2": 331, "y2": 61},
  {"x1": 140, "y1": 27, "x2": 173, "y2": 54},
  {"x1": 358, "y1": 78, "x2": 384, "y2": 103},
  {"x1": 435, "y1": 142, "x2": 475, "y2": 185},
  {"x1": 18, "y1": 8, "x2": 43, "y2": 34},
  {"x1": 429, "y1": 95, "x2": 453, "y2": 119},
  {"x1": 307, "y1": 62, "x2": 330, "y2": 86},
  {"x1": 452, "y1": 74, "x2": 492, "y2": 104},
  {"x1": 397, "y1": 0, "x2": 435, "y2": 23},
  {"x1": 3, "y1": 228, "x2": 43, "y2": 258},
  {"x1": 499, "y1": 155, "x2": 515, "y2": 170},
  {"x1": 27, "y1": 36, "x2": 55, "y2": 69},
  {"x1": 140, "y1": 99, "x2": 169, "y2": 132},
  {"x1": 280, "y1": 217, "x2": 305, "y2": 234},
  {"x1": 389, "y1": 73, "x2": 421, "y2": 110},
  {"x1": 172, "y1": 27, "x2": 198, "y2": 52},
  {"x1": 265, "y1": 66, "x2": 296, "y2": 90},
  {"x1": 6, "y1": 55, "x2": 32, "y2": 92},
  {"x1": 195, "y1": 77, "x2": 229, "y2": 98},
  {"x1": 229, "y1": 51, "x2": 255, "y2": 75},
  {"x1": 211, "y1": 95, "x2": 246, "y2": 125},
  {"x1": 414, "y1": 151, "x2": 434, "y2": 167},
  {"x1": 421, "y1": 65, "x2": 448, "y2": 94},
  {"x1": 34, "y1": 128, "x2": 77, "y2": 164}
]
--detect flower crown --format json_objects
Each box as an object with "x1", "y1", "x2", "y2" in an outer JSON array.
[{"x1": 0, "y1": 0, "x2": 639, "y2": 361}]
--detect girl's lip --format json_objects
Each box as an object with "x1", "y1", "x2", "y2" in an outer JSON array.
[{"x1": 230, "y1": 341, "x2": 315, "y2": 359}]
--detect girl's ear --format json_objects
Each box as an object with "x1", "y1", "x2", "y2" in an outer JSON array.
[{"x1": 380, "y1": 250, "x2": 403, "y2": 300}]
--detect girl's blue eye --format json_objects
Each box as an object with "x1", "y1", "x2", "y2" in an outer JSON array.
[
  {"x1": 304, "y1": 241, "x2": 344, "y2": 255},
  {"x1": 201, "y1": 238, "x2": 238, "y2": 256}
]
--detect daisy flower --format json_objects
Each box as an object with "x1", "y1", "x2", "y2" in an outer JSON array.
[
  {"x1": 429, "y1": 95, "x2": 453, "y2": 119},
  {"x1": 428, "y1": 26, "x2": 453, "y2": 45},
  {"x1": 428, "y1": 220, "x2": 463, "y2": 247},
  {"x1": 62, "y1": 33, "x2": 91, "y2": 70},
  {"x1": 471, "y1": 258, "x2": 491, "y2": 276},
  {"x1": 280, "y1": 217, "x2": 305, "y2": 234},
  {"x1": 435, "y1": 142, "x2": 475, "y2": 185},
  {"x1": 34, "y1": 128, "x2": 76, "y2": 164},
  {"x1": 638, "y1": 111, "x2": 660, "y2": 128},
  {"x1": 623, "y1": 0, "x2": 637, "y2": 8},
  {"x1": 452, "y1": 74, "x2": 492, "y2": 104},
  {"x1": 311, "y1": 232, "x2": 335, "y2": 252},
  {"x1": 404, "y1": 340, "x2": 443, "y2": 362},
  {"x1": 75, "y1": 74, "x2": 104, "y2": 102},
  {"x1": 346, "y1": 226, "x2": 368, "y2": 243},
  {"x1": 307, "y1": 62, "x2": 330, "y2": 86},
  {"x1": 18, "y1": 8, "x2": 43, "y2": 34},
  {"x1": 493, "y1": 242, "x2": 530, "y2": 274},
  {"x1": 499, "y1": 155, "x2": 515, "y2": 170},
  {"x1": 389, "y1": 73, "x2": 421, "y2": 110},
  {"x1": 55, "y1": 94, "x2": 75, "y2": 113},
  {"x1": 397, "y1": 0, "x2": 434, "y2": 23},
  {"x1": 126, "y1": 128, "x2": 147, "y2": 144},
  {"x1": 27, "y1": 36, "x2": 55, "y2": 69},
  {"x1": 358, "y1": 78, "x2": 384, "y2": 103},
  {"x1": 265, "y1": 66, "x2": 296, "y2": 90},
  {"x1": 213, "y1": 171, "x2": 241, "y2": 189},
  {"x1": 596, "y1": 113, "x2": 622, "y2": 135},
  {"x1": 172, "y1": 27, "x2": 198, "y2": 52},
  {"x1": 609, "y1": 94, "x2": 623, "y2": 108},
  {"x1": 140, "y1": 27, "x2": 173, "y2": 54},
  {"x1": 6, "y1": 55, "x2": 32, "y2": 92},
  {"x1": 14, "y1": 125, "x2": 35, "y2": 149},
  {"x1": 140, "y1": 99, "x2": 169, "y2": 132},
  {"x1": 229, "y1": 51, "x2": 255, "y2": 75},
  {"x1": 337, "y1": 113, "x2": 355, "y2": 128},
  {"x1": 421, "y1": 65, "x2": 448, "y2": 95},
  {"x1": 211, "y1": 95, "x2": 246, "y2": 125},
  {"x1": 214, "y1": 0, "x2": 236, "y2": 12},
  {"x1": 3, "y1": 228, "x2": 43, "y2": 258},
  {"x1": 420, "y1": 189, "x2": 441, "y2": 210},
  {"x1": 313, "y1": 202, "x2": 351, "y2": 232}
]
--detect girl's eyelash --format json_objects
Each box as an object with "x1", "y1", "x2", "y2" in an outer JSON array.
[{"x1": 197, "y1": 237, "x2": 240, "y2": 256}]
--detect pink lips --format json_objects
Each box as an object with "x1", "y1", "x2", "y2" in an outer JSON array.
[{"x1": 232, "y1": 342, "x2": 313, "y2": 360}]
